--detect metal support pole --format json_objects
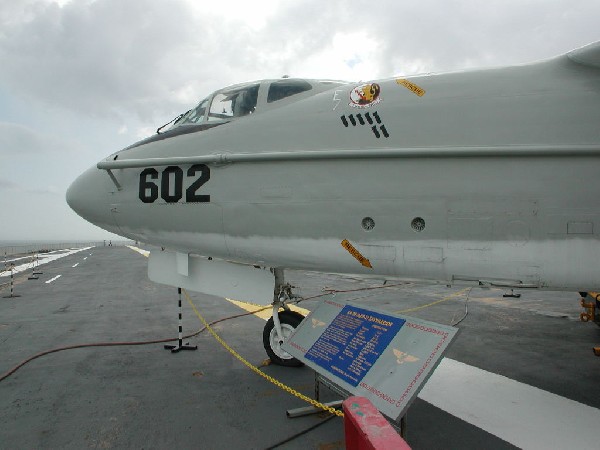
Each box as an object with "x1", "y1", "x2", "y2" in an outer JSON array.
[
  {"x1": 400, "y1": 414, "x2": 407, "y2": 439},
  {"x1": 28, "y1": 254, "x2": 39, "y2": 280},
  {"x1": 33, "y1": 253, "x2": 43, "y2": 275},
  {"x1": 315, "y1": 371, "x2": 320, "y2": 401},
  {"x1": 286, "y1": 400, "x2": 343, "y2": 418},
  {"x1": 164, "y1": 287, "x2": 197, "y2": 353},
  {"x1": 4, "y1": 264, "x2": 21, "y2": 298}
]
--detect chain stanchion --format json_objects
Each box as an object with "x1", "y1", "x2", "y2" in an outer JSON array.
[
  {"x1": 164, "y1": 287, "x2": 198, "y2": 353},
  {"x1": 0, "y1": 260, "x2": 7, "y2": 292},
  {"x1": 28, "y1": 254, "x2": 39, "y2": 280},
  {"x1": 33, "y1": 253, "x2": 43, "y2": 276},
  {"x1": 3, "y1": 264, "x2": 21, "y2": 298}
]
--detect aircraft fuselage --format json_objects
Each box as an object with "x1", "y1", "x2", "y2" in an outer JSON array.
[{"x1": 68, "y1": 43, "x2": 600, "y2": 291}]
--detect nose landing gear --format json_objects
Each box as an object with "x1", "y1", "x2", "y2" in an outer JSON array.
[
  {"x1": 263, "y1": 310, "x2": 305, "y2": 366},
  {"x1": 262, "y1": 268, "x2": 305, "y2": 367}
]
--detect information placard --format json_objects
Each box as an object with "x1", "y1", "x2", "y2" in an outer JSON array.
[
  {"x1": 305, "y1": 305, "x2": 405, "y2": 387},
  {"x1": 282, "y1": 296, "x2": 459, "y2": 420}
]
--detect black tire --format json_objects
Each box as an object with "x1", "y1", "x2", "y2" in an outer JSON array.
[{"x1": 263, "y1": 310, "x2": 305, "y2": 367}]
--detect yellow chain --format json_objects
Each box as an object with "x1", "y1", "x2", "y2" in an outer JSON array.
[{"x1": 182, "y1": 289, "x2": 344, "y2": 417}]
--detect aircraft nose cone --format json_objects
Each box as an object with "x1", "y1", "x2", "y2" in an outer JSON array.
[
  {"x1": 65, "y1": 172, "x2": 83, "y2": 215},
  {"x1": 67, "y1": 166, "x2": 119, "y2": 233}
]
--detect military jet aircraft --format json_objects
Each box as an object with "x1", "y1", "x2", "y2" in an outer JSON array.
[{"x1": 67, "y1": 41, "x2": 600, "y2": 365}]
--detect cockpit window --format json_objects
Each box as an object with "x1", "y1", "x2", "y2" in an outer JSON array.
[
  {"x1": 207, "y1": 84, "x2": 259, "y2": 121},
  {"x1": 174, "y1": 97, "x2": 209, "y2": 127},
  {"x1": 267, "y1": 80, "x2": 312, "y2": 103}
]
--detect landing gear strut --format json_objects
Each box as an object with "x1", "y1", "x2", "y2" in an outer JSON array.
[{"x1": 262, "y1": 268, "x2": 305, "y2": 367}]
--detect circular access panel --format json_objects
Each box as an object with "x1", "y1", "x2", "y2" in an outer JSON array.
[{"x1": 411, "y1": 217, "x2": 425, "y2": 232}]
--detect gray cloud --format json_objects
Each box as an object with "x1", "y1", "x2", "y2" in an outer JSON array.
[
  {"x1": 0, "y1": 0, "x2": 202, "y2": 122},
  {"x1": 0, "y1": 179, "x2": 60, "y2": 195},
  {"x1": 369, "y1": 0, "x2": 600, "y2": 74},
  {"x1": 0, "y1": 179, "x2": 20, "y2": 190},
  {"x1": 0, "y1": 122, "x2": 78, "y2": 156},
  {"x1": 261, "y1": 0, "x2": 600, "y2": 76},
  {"x1": 1, "y1": 0, "x2": 598, "y2": 126},
  {"x1": 0, "y1": 122, "x2": 49, "y2": 155}
]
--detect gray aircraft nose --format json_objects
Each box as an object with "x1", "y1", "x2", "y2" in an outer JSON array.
[{"x1": 66, "y1": 166, "x2": 120, "y2": 233}]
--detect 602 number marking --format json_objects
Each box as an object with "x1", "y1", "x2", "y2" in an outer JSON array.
[{"x1": 139, "y1": 164, "x2": 210, "y2": 204}]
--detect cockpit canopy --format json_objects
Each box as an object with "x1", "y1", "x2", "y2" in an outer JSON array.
[{"x1": 167, "y1": 78, "x2": 345, "y2": 131}]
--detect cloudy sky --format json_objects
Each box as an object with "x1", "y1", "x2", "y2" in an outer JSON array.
[{"x1": 0, "y1": 0, "x2": 598, "y2": 242}]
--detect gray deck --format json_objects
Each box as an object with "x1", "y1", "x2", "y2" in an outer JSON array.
[{"x1": 1, "y1": 246, "x2": 599, "y2": 449}]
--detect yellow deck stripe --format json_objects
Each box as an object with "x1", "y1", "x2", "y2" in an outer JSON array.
[
  {"x1": 127, "y1": 246, "x2": 150, "y2": 257},
  {"x1": 226, "y1": 298, "x2": 311, "y2": 320}
]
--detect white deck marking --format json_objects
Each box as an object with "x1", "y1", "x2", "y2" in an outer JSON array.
[
  {"x1": 419, "y1": 358, "x2": 600, "y2": 449},
  {"x1": 83, "y1": 257, "x2": 88, "y2": 260},
  {"x1": 4, "y1": 255, "x2": 33, "y2": 263},
  {"x1": 45, "y1": 275, "x2": 61, "y2": 284},
  {"x1": 72, "y1": 263, "x2": 79, "y2": 268},
  {"x1": 1, "y1": 247, "x2": 93, "y2": 277}
]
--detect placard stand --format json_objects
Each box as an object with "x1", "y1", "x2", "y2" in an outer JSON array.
[{"x1": 282, "y1": 296, "x2": 459, "y2": 425}]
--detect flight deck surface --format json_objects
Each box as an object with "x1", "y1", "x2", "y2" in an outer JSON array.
[{"x1": 1, "y1": 246, "x2": 599, "y2": 449}]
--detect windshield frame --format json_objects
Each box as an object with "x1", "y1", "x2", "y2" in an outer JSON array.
[
  {"x1": 171, "y1": 96, "x2": 210, "y2": 129},
  {"x1": 206, "y1": 83, "x2": 260, "y2": 122},
  {"x1": 166, "y1": 78, "x2": 347, "y2": 133}
]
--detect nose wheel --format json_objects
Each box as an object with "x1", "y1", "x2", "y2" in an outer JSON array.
[{"x1": 263, "y1": 310, "x2": 305, "y2": 367}]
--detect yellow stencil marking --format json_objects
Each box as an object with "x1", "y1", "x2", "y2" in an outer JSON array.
[
  {"x1": 393, "y1": 349, "x2": 420, "y2": 365},
  {"x1": 396, "y1": 79, "x2": 426, "y2": 97},
  {"x1": 311, "y1": 318, "x2": 326, "y2": 328},
  {"x1": 341, "y1": 239, "x2": 373, "y2": 269}
]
